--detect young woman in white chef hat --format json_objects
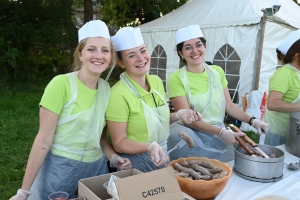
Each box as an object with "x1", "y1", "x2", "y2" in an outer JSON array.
[
  {"x1": 263, "y1": 29, "x2": 300, "y2": 146},
  {"x1": 106, "y1": 27, "x2": 200, "y2": 172},
  {"x1": 10, "y1": 20, "x2": 132, "y2": 200},
  {"x1": 167, "y1": 25, "x2": 269, "y2": 162}
]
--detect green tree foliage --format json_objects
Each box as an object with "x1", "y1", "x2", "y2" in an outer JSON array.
[
  {"x1": 99, "y1": 0, "x2": 188, "y2": 27},
  {"x1": 0, "y1": 0, "x2": 77, "y2": 83}
]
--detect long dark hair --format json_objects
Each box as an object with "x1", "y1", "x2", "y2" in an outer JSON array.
[{"x1": 284, "y1": 39, "x2": 300, "y2": 64}]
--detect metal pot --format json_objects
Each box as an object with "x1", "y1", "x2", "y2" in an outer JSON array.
[
  {"x1": 286, "y1": 112, "x2": 300, "y2": 157},
  {"x1": 234, "y1": 144, "x2": 284, "y2": 182}
]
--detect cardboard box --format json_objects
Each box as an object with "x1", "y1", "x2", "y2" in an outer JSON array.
[
  {"x1": 78, "y1": 167, "x2": 194, "y2": 200},
  {"x1": 78, "y1": 168, "x2": 142, "y2": 200}
]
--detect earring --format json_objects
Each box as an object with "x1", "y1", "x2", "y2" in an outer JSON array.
[{"x1": 182, "y1": 57, "x2": 185, "y2": 61}]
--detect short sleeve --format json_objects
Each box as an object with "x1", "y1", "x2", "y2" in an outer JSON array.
[
  {"x1": 39, "y1": 75, "x2": 70, "y2": 115},
  {"x1": 167, "y1": 71, "x2": 186, "y2": 98},
  {"x1": 106, "y1": 81, "x2": 130, "y2": 122},
  {"x1": 269, "y1": 69, "x2": 289, "y2": 94}
]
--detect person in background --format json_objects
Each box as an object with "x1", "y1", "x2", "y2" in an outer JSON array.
[
  {"x1": 264, "y1": 29, "x2": 300, "y2": 146},
  {"x1": 167, "y1": 25, "x2": 269, "y2": 162},
  {"x1": 10, "y1": 20, "x2": 131, "y2": 200},
  {"x1": 106, "y1": 27, "x2": 201, "y2": 172}
]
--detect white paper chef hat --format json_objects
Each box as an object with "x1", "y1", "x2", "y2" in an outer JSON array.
[
  {"x1": 176, "y1": 25, "x2": 204, "y2": 45},
  {"x1": 277, "y1": 29, "x2": 300, "y2": 55},
  {"x1": 78, "y1": 20, "x2": 110, "y2": 42},
  {"x1": 111, "y1": 27, "x2": 144, "y2": 51}
]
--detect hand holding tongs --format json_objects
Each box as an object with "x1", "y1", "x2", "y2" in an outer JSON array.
[{"x1": 228, "y1": 124, "x2": 270, "y2": 158}]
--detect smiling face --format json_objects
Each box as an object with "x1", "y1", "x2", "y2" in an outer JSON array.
[
  {"x1": 179, "y1": 38, "x2": 206, "y2": 67},
  {"x1": 118, "y1": 44, "x2": 150, "y2": 78},
  {"x1": 78, "y1": 37, "x2": 112, "y2": 75}
]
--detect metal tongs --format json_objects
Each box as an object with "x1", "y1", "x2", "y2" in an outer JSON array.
[{"x1": 228, "y1": 124, "x2": 270, "y2": 158}]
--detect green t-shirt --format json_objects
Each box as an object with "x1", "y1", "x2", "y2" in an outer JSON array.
[
  {"x1": 40, "y1": 74, "x2": 104, "y2": 160},
  {"x1": 269, "y1": 65, "x2": 300, "y2": 103},
  {"x1": 40, "y1": 74, "x2": 97, "y2": 115},
  {"x1": 167, "y1": 65, "x2": 228, "y2": 98},
  {"x1": 106, "y1": 73, "x2": 166, "y2": 142}
]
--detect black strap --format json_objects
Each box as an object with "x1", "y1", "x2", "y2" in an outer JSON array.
[{"x1": 248, "y1": 116, "x2": 256, "y2": 125}]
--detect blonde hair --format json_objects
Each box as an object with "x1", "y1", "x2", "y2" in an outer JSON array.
[{"x1": 72, "y1": 38, "x2": 116, "y2": 72}]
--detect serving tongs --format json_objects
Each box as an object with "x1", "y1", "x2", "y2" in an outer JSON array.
[{"x1": 228, "y1": 124, "x2": 270, "y2": 158}]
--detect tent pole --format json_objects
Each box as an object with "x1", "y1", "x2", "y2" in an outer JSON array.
[{"x1": 254, "y1": 14, "x2": 266, "y2": 90}]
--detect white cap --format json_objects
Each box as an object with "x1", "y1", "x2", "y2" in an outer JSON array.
[
  {"x1": 278, "y1": 29, "x2": 300, "y2": 55},
  {"x1": 176, "y1": 25, "x2": 204, "y2": 45},
  {"x1": 78, "y1": 20, "x2": 110, "y2": 42},
  {"x1": 111, "y1": 27, "x2": 144, "y2": 51}
]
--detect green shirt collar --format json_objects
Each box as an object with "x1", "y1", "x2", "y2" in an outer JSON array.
[{"x1": 125, "y1": 72, "x2": 155, "y2": 97}]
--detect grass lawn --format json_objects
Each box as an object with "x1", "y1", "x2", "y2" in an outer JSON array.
[
  {"x1": 0, "y1": 80, "x2": 259, "y2": 199},
  {"x1": 0, "y1": 83, "x2": 46, "y2": 199}
]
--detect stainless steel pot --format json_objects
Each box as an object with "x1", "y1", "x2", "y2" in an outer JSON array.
[
  {"x1": 234, "y1": 144, "x2": 284, "y2": 182},
  {"x1": 286, "y1": 112, "x2": 300, "y2": 157}
]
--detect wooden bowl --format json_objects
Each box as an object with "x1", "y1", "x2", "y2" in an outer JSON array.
[{"x1": 168, "y1": 157, "x2": 232, "y2": 200}]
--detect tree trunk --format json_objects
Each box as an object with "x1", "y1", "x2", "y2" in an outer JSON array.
[{"x1": 84, "y1": 0, "x2": 93, "y2": 23}]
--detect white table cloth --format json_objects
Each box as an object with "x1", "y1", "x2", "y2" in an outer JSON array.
[{"x1": 216, "y1": 145, "x2": 300, "y2": 200}]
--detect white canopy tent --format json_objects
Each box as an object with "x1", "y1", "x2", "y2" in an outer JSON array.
[{"x1": 139, "y1": 0, "x2": 300, "y2": 106}]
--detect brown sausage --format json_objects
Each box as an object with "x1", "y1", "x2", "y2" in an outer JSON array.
[
  {"x1": 215, "y1": 171, "x2": 228, "y2": 179},
  {"x1": 206, "y1": 167, "x2": 223, "y2": 174},
  {"x1": 173, "y1": 162, "x2": 203, "y2": 180},
  {"x1": 190, "y1": 164, "x2": 212, "y2": 177},
  {"x1": 173, "y1": 162, "x2": 183, "y2": 171},
  {"x1": 189, "y1": 160, "x2": 214, "y2": 169},
  {"x1": 196, "y1": 172, "x2": 212, "y2": 180},
  {"x1": 180, "y1": 160, "x2": 190, "y2": 168},
  {"x1": 178, "y1": 131, "x2": 194, "y2": 148},
  {"x1": 174, "y1": 171, "x2": 189, "y2": 178}
]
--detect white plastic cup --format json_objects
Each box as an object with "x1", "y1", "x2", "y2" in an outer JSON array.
[{"x1": 48, "y1": 191, "x2": 69, "y2": 200}]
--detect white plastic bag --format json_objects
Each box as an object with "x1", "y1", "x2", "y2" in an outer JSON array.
[
  {"x1": 103, "y1": 175, "x2": 120, "y2": 200},
  {"x1": 240, "y1": 90, "x2": 267, "y2": 134}
]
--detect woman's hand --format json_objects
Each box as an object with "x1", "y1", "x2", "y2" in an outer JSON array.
[
  {"x1": 218, "y1": 128, "x2": 245, "y2": 145},
  {"x1": 252, "y1": 119, "x2": 269, "y2": 135},
  {"x1": 110, "y1": 154, "x2": 132, "y2": 170},
  {"x1": 148, "y1": 142, "x2": 168, "y2": 167},
  {"x1": 176, "y1": 109, "x2": 202, "y2": 124},
  {"x1": 10, "y1": 194, "x2": 26, "y2": 200},
  {"x1": 10, "y1": 189, "x2": 31, "y2": 200}
]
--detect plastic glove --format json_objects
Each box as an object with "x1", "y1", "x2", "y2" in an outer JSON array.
[
  {"x1": 252, "y1": 119, "x2": 269, "y2": 135},
  {"x1": 10, "y1": 189, "x2": 31, "y2": 200},
  {"x1": 176, "y1": 109, "x2": 202, "y2": 124},
  {"x1": 9, "y1": 194, "x2": 26, "y2": 200},
  {"x1": 218, "y1": 128, "x2": 245, "y2": 145},
  {"x1": 110, "y1": 154, "x2": 132, "y2": 171},
  {"x1": 148, "y1": 142, "x2": 168, "y2": 167}
]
